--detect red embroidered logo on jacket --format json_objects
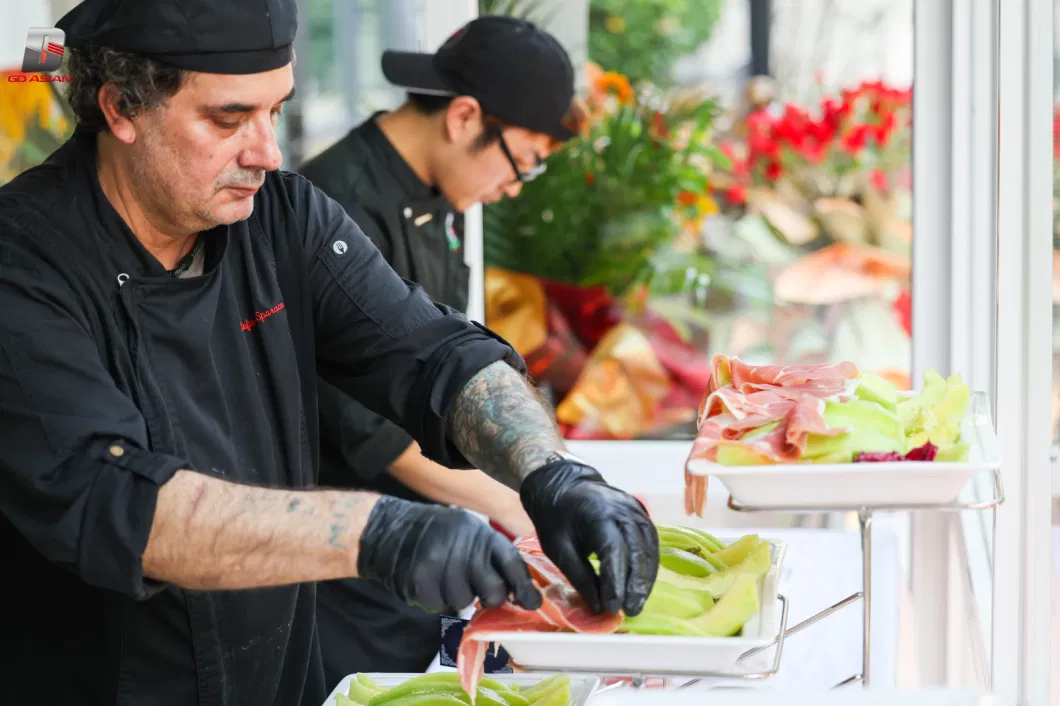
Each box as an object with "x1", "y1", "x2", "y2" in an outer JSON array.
[{"x1": 240, "y1": 302, "x2": 285, "y2": 332}]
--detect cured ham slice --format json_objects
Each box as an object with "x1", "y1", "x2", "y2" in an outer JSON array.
[
  {"x1": 685, "y1": 355, "x2": 860, "y2": 516},
  {"x1": 726, "y1": 357, "x2": 858, "y2": 390},
  {"x1": 456, "y1": 600, "x2": 559, "y2": 699},
  {"x1": 456, "y1": 537, "x2": 623, "y2": 702}
]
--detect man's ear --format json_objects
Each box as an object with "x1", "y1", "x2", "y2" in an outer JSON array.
[
  {"x1": 444, "y1": 95, "x2": 485, "y2": 146},
  {"x1": 98, "y1": 83, "x2": 138, "y2": 144}
]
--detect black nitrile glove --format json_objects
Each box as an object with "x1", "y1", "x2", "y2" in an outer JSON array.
[
  {"x1": 357, "y1": 496, "x2": 542, "y2": 613},
  {"x1": 520, "y1": 458, "x2": 659, "y2": 616}
]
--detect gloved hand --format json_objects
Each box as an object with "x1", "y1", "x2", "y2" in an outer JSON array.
[
  {"x1": 520, "y1": 458, "x2": 659, "y2": 616},
  {"x1": 357, "y1": 496, "x2": 542, "y2": 612}
]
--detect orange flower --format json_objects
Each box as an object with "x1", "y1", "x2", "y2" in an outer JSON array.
[
  {"x1": 594, "y1": 71, "x2": 634, "y2": 106},
  {"x1": 677, "y1": 190, "x2": 698, "y2": 207}
]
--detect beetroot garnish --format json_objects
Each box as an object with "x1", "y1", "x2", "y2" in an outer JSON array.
[{"x1": 854, "y1": 442, "x2": 939, "y2": 463}]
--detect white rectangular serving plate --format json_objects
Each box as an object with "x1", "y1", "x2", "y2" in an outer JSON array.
[
  {"x1": 473, "y1": 539, "x2": 786, "y2": 677},
  {"x1": 588, "y1": 688, "x2": 1000, "y2": 706},
  {"x1": 686, "y1": 392, "x2": 1000, "y2": 510},
  {"x1": 323, "y1": 672, "x2": 600, "y2": 706}
]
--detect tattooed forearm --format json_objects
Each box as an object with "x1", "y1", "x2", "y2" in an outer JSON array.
[
  {"x1": 142, "y1": 470, "x2": 380, "y2": 590},
  {"x1": 447, "y1": 361, "x2": 565, "y2": 486}
]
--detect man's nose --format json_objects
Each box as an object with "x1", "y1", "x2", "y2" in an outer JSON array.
[
  {"x1": 502, "y1": 181, "x2": 524, "y2": 199},
  {"x1": 240, "y1": 115, "x2": 283, "y2": 172}
]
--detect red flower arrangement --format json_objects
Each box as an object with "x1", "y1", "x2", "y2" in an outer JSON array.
[{"x1": 716, "y1": 79, "x2": 912, "y2": 206}]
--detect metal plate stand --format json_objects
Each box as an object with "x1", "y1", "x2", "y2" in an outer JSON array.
[{"x1": 724, "y1": 468, "x2": 1005, "y2": 688}]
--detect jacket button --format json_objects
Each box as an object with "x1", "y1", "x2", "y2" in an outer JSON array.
[
  {"x1": 403, "y1": 207, "x2": 413, "y2": 219},
  {"x1": 332, "y1": 241, "x2": 348, "y2": 255},
  {"x1": 108, "y1": 445, "x2": 125, "y2": 457}
]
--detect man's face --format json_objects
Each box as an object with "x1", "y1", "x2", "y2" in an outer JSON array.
[
  {"x1": 118, "y1": 64, "x2": 294, "y2": 232},
  {"x1": 434, "y1": 99, "x2": 556, "y2": 212}
]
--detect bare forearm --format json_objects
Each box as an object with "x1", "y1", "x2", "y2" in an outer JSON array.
[
  {"x1": 447, "y1": 361, "x2": 565, "y2": 485},
  {"x1": 388, "y1": 442, "x2": 522, "y2": 516},
  {"x1": 142, "y1": 470, "x2": 379, "y2": 590}
]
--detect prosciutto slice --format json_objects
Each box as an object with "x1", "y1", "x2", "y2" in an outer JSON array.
[
  {"x1": 685, "y1": 355, "x2": 860, "y2": 516},
  {"x1": 456, "y1": 538, "x2": 623, "y2": 701}
]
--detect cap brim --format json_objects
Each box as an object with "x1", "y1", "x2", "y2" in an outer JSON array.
[
  {"x1": 381, "y1": 51, "x2": 455, "y2": 96},
  {"x1": 545, "y1": 97, "x2": 588, "y2": 143}
]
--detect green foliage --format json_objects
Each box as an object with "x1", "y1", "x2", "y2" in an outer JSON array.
[
  {"x1": 483, "y1": 87, "x2": 726, "y2": 296},
  {"x1": 589, "y1": 0, "x2": 725, "y2": 86},
  {"x1": 478, "y1": 0, "x2": 559, "y2": 24}
]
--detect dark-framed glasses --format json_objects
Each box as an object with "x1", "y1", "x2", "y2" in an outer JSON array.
[{"x1": 497, "y1": 132, "x2": 547, "y2": 184}]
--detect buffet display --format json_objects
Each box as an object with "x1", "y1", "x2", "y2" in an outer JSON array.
[
  {"x1": 325, "y1": 357, "x2": 1001, "y2": 705},
  {"x1": 684, "y1": 356, "x2": 998, "y2": 511},
  {"x1": 458, "y1": 531, "x2": 782, "y2": 681}
]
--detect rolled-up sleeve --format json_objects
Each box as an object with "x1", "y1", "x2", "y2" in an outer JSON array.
[
  {"x1": 317, "y1": 377, "x2": 413, "y2": 483},
  {"x1": 293, "y1": 175, "x2": 526, "y2": 467},
  {"x1": 0, "y1": 244, "x2": 189, "y2": 600}
]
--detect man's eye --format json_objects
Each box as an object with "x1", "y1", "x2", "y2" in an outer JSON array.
[{"x1": 213, "y1": 118, "x2": 239, "y2": 129}]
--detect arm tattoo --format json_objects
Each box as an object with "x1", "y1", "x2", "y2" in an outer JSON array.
[
  {"x1": 327, "y1": 495, "x2": 361, "y2": 551},
  {"x1": 448, "y1": 361, "x2": 565, "y2": 486}
]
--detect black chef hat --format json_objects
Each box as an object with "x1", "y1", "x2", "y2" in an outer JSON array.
[
  {"x1": 382, "y1": 16, "x2": 581, "y2": 142},
  {"x1": 56, "y1": 0, "x2": 297, "y2": 75}
]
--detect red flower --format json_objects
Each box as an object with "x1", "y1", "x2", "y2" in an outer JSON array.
[
  {"x1": 746, "y1": 108, "x2": 772, "y2": 135},
  {"x1": 893, "y1": 289, "x2": 912, "y2": 337},
  {"x1": 585, "y1": 172, "x2": 596, "y2": 186},
  {"x1": 1054, "y1": 110, "x2": 1060, "y2": 157},
  {"x1": 725, "y1": 185, "x2": 747, "y2": 204},
  {"x1": 764, "y1": 160, "x2": 784, "y2": 181},
  {"x1": 870, "y1": 169, "x2": 888, "y2": 192},
  {"x1": 748, "y1": 132, "x2": 779, "y2": 159},
  {"x1": 821, "y1": 98, "x2": 846, "y2": 128},
  {"x1": 869, "y1": 111, "x2": 896, "y2": 147},
  {"x1": 841, "y1": 123, "x2": 872, "y2": 154},
  {"x1": 861, "y1": 79, "x2": 886, "y2": 96}
]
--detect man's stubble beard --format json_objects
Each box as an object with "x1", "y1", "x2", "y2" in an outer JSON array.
[{"x1": 128, "y1": 131, "x2": 223, "y2": 234}]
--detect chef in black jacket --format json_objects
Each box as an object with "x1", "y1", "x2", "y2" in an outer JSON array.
[
  {"x1": 300, "y1": 17, "x2": 585, "y2": 682},
  {"x1": 0, "y1": 2, "x2": 659, "y2": 705}
]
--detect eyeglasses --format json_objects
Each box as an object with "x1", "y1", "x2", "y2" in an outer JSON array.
[{"x1": 497, "y1": 132, "x2": 547, "y2": 184}]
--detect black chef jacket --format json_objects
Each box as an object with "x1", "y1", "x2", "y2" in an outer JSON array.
[
  {"x1": 0, "y1": 127, "x2": 522, "y2": 706},
  {"x1": 299, "y1": 114, "x2": 473, "y2": 683}
]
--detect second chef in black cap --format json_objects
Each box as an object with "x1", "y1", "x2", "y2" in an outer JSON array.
[
  {"x1": 300, "y1": 16, "x2": 589, "y2": 684},
  {"x1": 0, "y1": 2, "x2": 659, "y2": 706}
]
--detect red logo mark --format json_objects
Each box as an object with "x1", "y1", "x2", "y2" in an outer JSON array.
[{"x1": 240, "y1": 301, "x2": 285, "y2": 332}]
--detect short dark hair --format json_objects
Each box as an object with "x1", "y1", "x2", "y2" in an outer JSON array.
[
  {"x1": 406, "y1": 91, "x2": 452, "y2": 115},
  {"x1": 66, "y1": 46, "x2": 185, "y2": 133},
  {"x1": 405, "y1": 91, "x2": 501, "y2": 150}
]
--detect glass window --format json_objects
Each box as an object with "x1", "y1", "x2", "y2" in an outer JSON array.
[
  {"x1": 482, "y1": 0, "x2": 914, "y2": 443},
  {"x1": 285, "y1": 0, "x2": 425, "y2": 167}
]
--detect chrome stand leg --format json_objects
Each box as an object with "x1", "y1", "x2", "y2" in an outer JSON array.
[
  {"x1": 859, "y1": 508, "x2": 873, "y2": 687},
  {"x1": 833, "y1": 674, "x2": 863, "y2": 688}
]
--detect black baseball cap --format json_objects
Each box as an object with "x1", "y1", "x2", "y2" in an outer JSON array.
[
  {"x1": 382, "y1": 16, "x2": 581, "y2": 142},
  {"x1": 56, "y1": 0, "x2": 296, "y2": 75}
]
